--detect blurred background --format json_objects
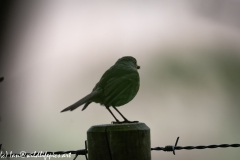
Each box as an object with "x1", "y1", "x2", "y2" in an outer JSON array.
[{"x1": 0, "y1": 0, "x2": 240, "y2": 160}]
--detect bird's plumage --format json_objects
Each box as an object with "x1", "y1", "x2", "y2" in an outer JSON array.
[{"x1": 61, "y1": 56, "x2": 140, "y2": 122}]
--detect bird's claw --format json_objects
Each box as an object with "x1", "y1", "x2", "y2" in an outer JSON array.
[{"x1": 111, "y1": 120, "x2": 139, "y2": 124}]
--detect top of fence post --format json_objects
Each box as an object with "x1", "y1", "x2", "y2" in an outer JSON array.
[{"x1": 87, "y1": 122, "x2": 151, "y2": 160}]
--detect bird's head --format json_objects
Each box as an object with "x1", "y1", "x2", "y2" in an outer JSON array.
[{"x1": 116, "y1": 56, "x2": 140, "y2": 70}]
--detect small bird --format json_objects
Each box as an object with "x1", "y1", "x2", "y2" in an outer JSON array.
[{"x1": 61, "y1": 56, "x2": 140, "y2": 123}]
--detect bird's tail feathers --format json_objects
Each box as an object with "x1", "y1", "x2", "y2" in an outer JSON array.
[
  {"x1": 60, "y1": 91, "x2": 98, "y2": 112},
  {"x1": 82, "y1": 102, "x2": 92, "y2": 111}
]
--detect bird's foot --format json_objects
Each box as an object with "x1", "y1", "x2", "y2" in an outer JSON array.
[{"x1": 111, "y1": 120, "x2": 139, "y2": 124}]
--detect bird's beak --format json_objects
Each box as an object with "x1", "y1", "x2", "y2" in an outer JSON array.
[{"x1": 137, "y1": 65, "x2": 140, "y2": 69}]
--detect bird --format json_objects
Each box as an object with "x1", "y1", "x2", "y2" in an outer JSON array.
[{"x1": 61, "y1": 56, "x2": 140, "y2": 124}]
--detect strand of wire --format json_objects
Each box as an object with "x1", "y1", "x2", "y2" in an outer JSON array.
[
  {"x1": 1, "y1": 138, "x2": 240, "y2": 159},
  {"x1": 151, "y1": 137, "x2": 240, "y2": 155},
  {"x1": 151, "y1": 144, "x2": 240, "y2": 151}
]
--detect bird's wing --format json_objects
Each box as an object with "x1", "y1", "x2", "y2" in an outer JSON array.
[
  {"x1": 103, "y1": 72, "x2": 139, "y2": 106},
  {"x1": 61, "y1": 90, "x2": 100, "y2": 112}
]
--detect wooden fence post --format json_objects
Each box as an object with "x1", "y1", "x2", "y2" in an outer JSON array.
[{"x1": 87, "y1": 123, "x2": 151, "y2": 160}]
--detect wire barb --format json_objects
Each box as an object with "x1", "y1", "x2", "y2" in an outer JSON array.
[
  {"x1": 84, "y1": 140, "x2": 88, "y2": 160},
  {"x1": 162, "y1": 137, "x2": 179, "y2": 155}
]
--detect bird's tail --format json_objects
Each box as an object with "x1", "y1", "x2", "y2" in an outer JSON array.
[{"x1": 60, "y1": 91, "x2": 98, "y2": 112}]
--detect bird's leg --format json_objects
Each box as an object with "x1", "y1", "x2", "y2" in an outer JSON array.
[
  {"x1": 106, "y1": 107, "x2": 120, "y2": 123},
  {"x1": 112, "y1": 106, "x2": 138, "y2": 124}
]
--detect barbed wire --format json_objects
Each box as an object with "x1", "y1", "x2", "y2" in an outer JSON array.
[
  {"x1": 1, "y1": 137, "x2": 240, "y2": 160},
  {"x1": 151, "y1": 137, "x2": 240, "y2": 155}
]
